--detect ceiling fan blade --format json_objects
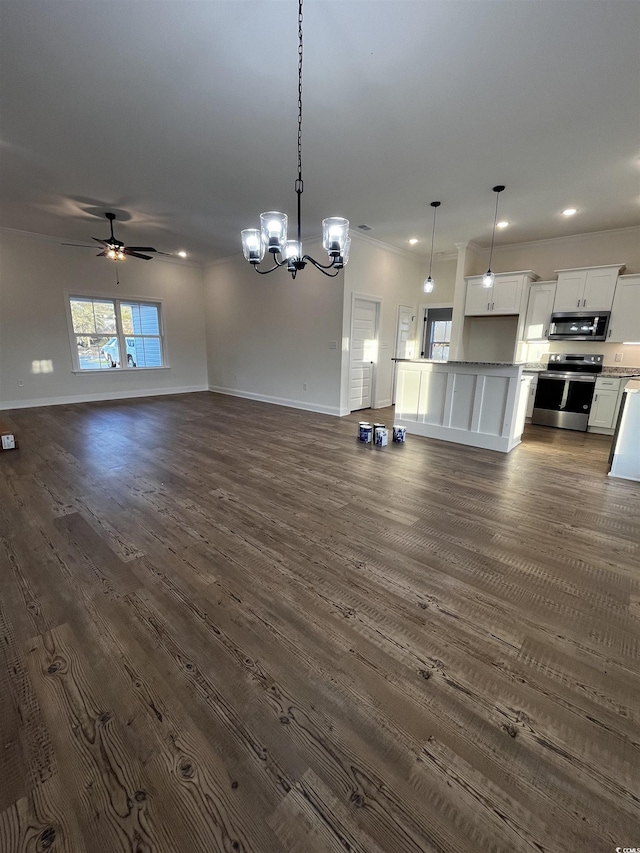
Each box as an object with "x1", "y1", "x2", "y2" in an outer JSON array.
[
  {"x1": 125, "y1": 246, "x2": 157, "y2": 253},
  {"x1": 124, "y1": 250, "x2": 153, "y2": 260},
  {"x1": 96, "y1": 251, "x2": 108, "y2": 257},
  {"x1": 92, "y1": 237, "x2": 109, "y2": 246},
  {"x1": 61, "y1": 242, "x2": 93, "y2": 247}
]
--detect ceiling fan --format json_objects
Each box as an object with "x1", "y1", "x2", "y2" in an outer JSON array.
[{"x1": 63, "y1": 212, "x2": 164, "y2": 261}]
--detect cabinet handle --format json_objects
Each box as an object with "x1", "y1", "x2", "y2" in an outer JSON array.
[
  {"x1": 583, "y1": 299, "x2": 587, "y2": 307},
  {"x1": 594, "y1": 394, "x2": 598, "y2": 402},
  {"x1": 577, "y1": 299, "x2": 580, "y2": 307},
  {"x1": 608, "y1": 329, "x2": 611, "y2": 338},
  {"x1": 491, "y1": 302, "x2": 494, "y2": 311},
  {"x1": 487, "y1": 302, "x2": 490, "y2": 311}
]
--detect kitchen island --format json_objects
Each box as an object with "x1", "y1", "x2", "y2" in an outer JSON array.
[{"x1": 393, "y1": 359, "x2": 529, "y2": 453}]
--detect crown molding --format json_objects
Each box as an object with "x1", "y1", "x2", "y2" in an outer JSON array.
[
  {"x1": 349, "y1": 228, "x2": 420, "y2": 260},
  {"x1": 0, "y1": 226, "x2": 202, "y2": 267},
  {"x1": 474, "y1": 225, "x2": 640, "y2": 254}
]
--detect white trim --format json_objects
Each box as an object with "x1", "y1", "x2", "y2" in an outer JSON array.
[
  {"x1": 375, "y1": 397, "x2": 392, "y2": 409},
  {"x1": 350, "y1": 292, "x2": 382, "y2": 411},
  {"x1": 349, "y1": 229, "x2": 419, "y2": 260},
  {"x1": 473, "y1": 225, "x2": 640, "y2": 253},
  {"x1": 71, "y1": 366, "x2": 172, "y2": 374},
  {"x1": 207, "y1": 385, "x2": 341, "y2": 417},
  {"x1": 0, "y1": 385, "x2": 209, "y2": 411}
]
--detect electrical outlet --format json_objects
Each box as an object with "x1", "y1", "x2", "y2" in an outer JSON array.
[
  {"x1": 303, "y1": 383, "x2": 308, "y2": 391},
  {"x1": 615, "y1": 352, "x2": 623, "y2": 362}
]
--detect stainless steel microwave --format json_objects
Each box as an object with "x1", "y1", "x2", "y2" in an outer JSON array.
[{"x1": 548, "y1": 311, "x2": 610, "y2": 341}]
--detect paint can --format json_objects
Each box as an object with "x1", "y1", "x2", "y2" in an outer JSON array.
[
  {"x1": 358, "y1": 422, "x2": 372, "y2": 443},
  {"x1": 374, "y1": 427, "x2": 389, "y2": 447},
  {"x1": 392, "y1": 425, "x2": 407, "y2": 443}
]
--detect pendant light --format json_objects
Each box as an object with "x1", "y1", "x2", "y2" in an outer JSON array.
[
  {"x1": 240, "y1": 0, "x2": 349, "y2": 279},
  {"x1": 482, "y1": 185, "x2": 505, "y2": 288},
  {"x1": 423, "y1": 201, "x2": 441, "y2": 293}
]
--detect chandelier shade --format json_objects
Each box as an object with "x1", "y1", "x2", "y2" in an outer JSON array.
[{"x1": 240, "y1": 0, "x2": 349, "y2": 279}]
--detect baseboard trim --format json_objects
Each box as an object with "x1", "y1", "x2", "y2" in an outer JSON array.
[
  {"x1": 208, "y1": 385, "x2": 342, "y2": 417},
  {"x1": 0, "y1": 385, "x2": 209, "y2": 411}
]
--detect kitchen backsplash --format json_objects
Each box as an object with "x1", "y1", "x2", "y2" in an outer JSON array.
[{"x1": 522, "y1": 340, "x2": 640, "y2": 367}]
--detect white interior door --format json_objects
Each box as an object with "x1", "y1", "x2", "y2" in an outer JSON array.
[
  {"x1": 349, "y1": 297, "x2": 379, "y2": 411},
  {"x1": 392, "y1": 304, "x2": 415, "y2": 403}
]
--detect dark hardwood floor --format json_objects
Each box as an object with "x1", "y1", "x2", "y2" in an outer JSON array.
[{"x1": 0, "y1": 391, "x2": 638, "y2": 853}]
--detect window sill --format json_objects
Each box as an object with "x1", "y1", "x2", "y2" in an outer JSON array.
[{"x1": 72, "y1": 366, "x2": 171, "y2": 375}]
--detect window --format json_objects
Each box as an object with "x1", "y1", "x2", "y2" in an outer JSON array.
[
  {"x1": 422, "y1": 307, "x2": 452, "y2": 360},
  {"x1": 69, "y1": 296, "x2": 164, "y2": 370}
]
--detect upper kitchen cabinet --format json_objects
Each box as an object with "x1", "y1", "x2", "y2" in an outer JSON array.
[
  {"x1": 553, "y1": 265, "x2": 625, "y2": 313},
  {"x1": 608, "y1": 274, "x2": 640, "y2": 343},
  {"x1": 523, "y1": 281, "x2": 556, "y2": 340},
  {"x1": 465, "y1": 271, "x2": 539, "y2": 316}
]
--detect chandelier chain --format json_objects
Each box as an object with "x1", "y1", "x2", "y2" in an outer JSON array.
[{"x1": 297, "y1": 0, "x2": 304, "y2": 189}]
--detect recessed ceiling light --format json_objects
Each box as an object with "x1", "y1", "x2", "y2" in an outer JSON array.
[
  {"x1": 496, "y1": 221, "x2": 509, "y2": 228},
  {"x1": 178, "y1": 250, "x2": 187, "y2": 258},
  {"x1": 408, "y1": 238, "x2": 419, "y2": 245},
  {"x1": 562, "y1": 208, "x2": 577, "y2": 217}
]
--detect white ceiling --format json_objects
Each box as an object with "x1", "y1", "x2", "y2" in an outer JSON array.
[{"x1": 1, "y1": 0, "x2": 639, "y2": 264}]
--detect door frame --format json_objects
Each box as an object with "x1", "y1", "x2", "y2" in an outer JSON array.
[
  {"x1": 392, "y1": 303, "x2": 416, "y2": 404},
  {"x1": 349, "y1": 292, "x2": 382, "y2": 412}
]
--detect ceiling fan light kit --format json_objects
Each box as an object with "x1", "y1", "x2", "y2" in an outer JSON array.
[{"x1": 240, "y1": 0, "x2": 349, "y2": 279}]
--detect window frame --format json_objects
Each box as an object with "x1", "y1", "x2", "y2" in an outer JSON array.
[
  {"x1": 421, "y1": 306, "x2": 453, "y2": 360},
  {"x1": 66, "y1": 293, "x2": 168, "y2": 373}
]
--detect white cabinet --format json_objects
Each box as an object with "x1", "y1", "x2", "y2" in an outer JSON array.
[
  {"x1": 465, "y1": 271, "x2": 539, "y2": 316},
  {"x1": 588, "y1": 377, "x2": 621, "y2": 429},
  {"x1": 553, "y1": 265, "x2": 624, "y2": 313},
  {"x1": 523, "y1": 282, "x2": 556, "y2": 340},
  {"x1": 608, "y1": 274, "x2": 640, "y2": 343},
  {"x1": 524, "y1": 372, "x2": 538, "y2": 418}
]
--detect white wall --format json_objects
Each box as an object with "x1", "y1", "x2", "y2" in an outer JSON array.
[
  {"x1": 0, "y1": 229, "x2": 208, "y2": 409},
  {"x1": 340, "y1": 234, "x2": 423, "y2": 413},
  {"x1": 204, "y1": 240, "x2": 345, "y2": 415},
  {"x1": 420, "y1": 255, "x2": 457, "y2": 305},
  {"x1": 468, "y1": 226, "x2": 640, "y2": 279}
]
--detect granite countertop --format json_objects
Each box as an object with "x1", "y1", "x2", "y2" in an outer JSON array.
[{"x1": 522, "y1": 363, "x2": 640, "y2": 377}]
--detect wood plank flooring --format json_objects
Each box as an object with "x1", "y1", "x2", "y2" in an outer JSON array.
[{"x1": 0, "y1": 391, "x2": 638, "y2": 853}]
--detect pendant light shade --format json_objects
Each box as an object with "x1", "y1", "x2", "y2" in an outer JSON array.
[
  {"x1": 423, "y1": 201, "x2": 441, "y2": 294},
  {"x1": 483, "y1": 185, "x2": 505, "y2": 288}
]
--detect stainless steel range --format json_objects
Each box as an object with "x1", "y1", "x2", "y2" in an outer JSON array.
[{"x1": 531, "y1": 353, "x2": 603, "y2": 431}]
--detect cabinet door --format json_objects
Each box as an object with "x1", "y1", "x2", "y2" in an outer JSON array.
[
  {"x1": 523, "y1": 282, "x2": 556, "y2": 339},
  {"x1": 465, "y1": 279, "x2": 492, "y2": 315},
  {"x1": 526, "y1": 377, "x2": 538, "y2": 418},
  {"x1": 492, "y1": 275, "x2": 525, "y2": 314},
  {"x1": 608, "y1": 276, "x2": 640, "y2": 342},
  {"x1": 588, "y1": 389, "x2": 618, "y2": 429},
  {"x1": 582, "y1": 268, "x2": 618, "y2": 311},
  {"x1": 554, "y1": 270, "x2": 587, "y2": 312}
]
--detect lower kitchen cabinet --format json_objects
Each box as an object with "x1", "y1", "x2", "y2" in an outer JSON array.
[
  {"x1": 525, "y1": 373, "x2": 538, "y2": 418},
  {"x1": 588, "y1": 377, "x2": 621, "y2": 430}
]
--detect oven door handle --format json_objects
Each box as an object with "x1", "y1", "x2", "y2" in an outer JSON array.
[
  {"x1": 559, "y1": 380, "x2": 570, "y2": 410},
  {"x1": 539, "y1": 372, "x2": 597, "y2": 382}
]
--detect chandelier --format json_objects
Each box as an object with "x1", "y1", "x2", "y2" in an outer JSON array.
[{"x1": 241, "y1": 0, "x2": 350, "y2": 279}]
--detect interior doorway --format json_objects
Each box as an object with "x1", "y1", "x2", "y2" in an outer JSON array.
[
  {"x1": 349, "y1": 296, "x2": 380, "y2": 411},
  {"x1": 392, "y1": 304, "x2": 415, "y2": 404}
]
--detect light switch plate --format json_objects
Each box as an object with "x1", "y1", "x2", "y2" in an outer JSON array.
[
  {"x1": 1, "y1": 434, "x2": 16, "y2": 450},
  {"x1": 615, "y1": 352, "x2": 623, "y2": 362}
]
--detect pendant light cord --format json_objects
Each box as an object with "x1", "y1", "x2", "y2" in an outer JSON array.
[
  {"x1": 428, "y1": 205, "x2": 437, "y2": 279},
  {"x1": 295, "y1": 0, "x2": 304, "y2": 251},
  {"x1": 487, "y1": 187, "x2": 502, "y2": 271}
]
